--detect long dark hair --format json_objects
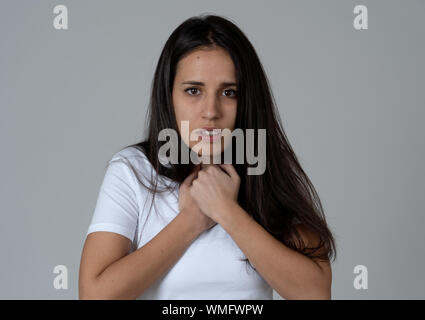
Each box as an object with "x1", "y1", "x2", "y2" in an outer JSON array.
[{"x1": 119, "y1": 14, "x2": 336, "y2": 266}]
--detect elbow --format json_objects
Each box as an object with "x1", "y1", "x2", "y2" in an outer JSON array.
[
  {"x1": 293, "y1": 289, "x2": 331, "y2": 300},
  {"x1": 281, "y1": 281, "x2": 331, "y2": 300},
  {"x1": 277, "y1": 286, "x2": 331, "y2": 300},
  {"x1": 307, "y1": 283, "x2": 332, "y2": 300},
  {"x1": 79, "y1": 283, "x2": 99, "y2": 300},
  {"x1": 79, "y1": 277, "x2": 138, "y2": 300},
  {"x1": 79, "y1": 286, "x2": 99, "y2": 300},
  {"x1": 309, "y1": 266, "x2": 332, "y2": 299},
  {"x1": 79, "y1": 292, "x2": 96, "y2": 300},
  {"x1": 308, "y1": 290, "x2": 331, "y2": 300},
  {"x1": 79, "y1": 275, "x2": 105, "y2": 300},
  {"x1": 79, "y1": 286, "x2": 112, "y2": 300}
]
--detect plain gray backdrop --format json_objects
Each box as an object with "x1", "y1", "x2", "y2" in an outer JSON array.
[{"x1": 1, "y1": 0, "x2": 424, "y2": 299}]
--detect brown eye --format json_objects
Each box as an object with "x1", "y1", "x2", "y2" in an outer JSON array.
[
  {"x1": 185, "y1": 88, "x2": 200, "y2": 96},
  {"x1": 223, "y1": 89, "x2": 237, "y2": 98}
]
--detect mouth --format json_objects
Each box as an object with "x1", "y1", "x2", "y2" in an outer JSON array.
[
  {"x1": 200, "y1": 127, "x2": 222, "y2": 135},
  {"x1": 198, "y1": 127, "x2": 222, "y2": 142}
]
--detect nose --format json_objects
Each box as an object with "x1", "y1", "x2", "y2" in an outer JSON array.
[{"x1": 201, "y1": 94, "x2": 221, "y2": 120}]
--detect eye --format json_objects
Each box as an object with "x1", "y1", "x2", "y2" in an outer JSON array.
[
  {"x1": 185, "y1": 88, "x2": 201, "y2": 96},
  {"x1": 223, "y1": 89, "x2": 237, "y2": 98}
]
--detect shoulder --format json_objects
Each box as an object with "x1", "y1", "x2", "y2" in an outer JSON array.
[
  {"x1": 111, "y1": 146, "x2": 149, "y2": 163},
  {"x1": 108, "y1": 146, "x2": 152, "y2": 173},
  {"x1": 108, "y1": 146, "x2": 175, "y2": 188},
  {"x1": 101, "y1": 146, "x2": 153, "y2": 188}
]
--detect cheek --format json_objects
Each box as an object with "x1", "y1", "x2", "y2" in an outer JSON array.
[
  {"x1": 225, "y1": 106, "x2": 237, "y2": 129},
  {"x1": 174, "y1": 94, "x2": 196, "y2": 120},
  {"x1": 174, "y1": 107, "x2": 192, "y2": 134},
  {"x1": 173, "y1": 108, "x2": 199, "y2": 147},
  {"x1": 173, "y1": 91, "x2": 187, "y2": 117},
  {"x1": 176, "y1": 109, "x2": 198, "y2": 133}
]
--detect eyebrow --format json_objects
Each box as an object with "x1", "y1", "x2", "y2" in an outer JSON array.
[{"x1": 181, "y1": 80, "x2": 237, "y2": 87}]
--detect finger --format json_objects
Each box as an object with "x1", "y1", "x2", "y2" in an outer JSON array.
[
  {"x1": 190, "y1": 164, "x2": 201, "y2": 175},
  {"x1": 181, "y1": 172, "x2": 195, "y2": 187},
  {"x1": 218, "y1": 164, "x2": 238, "y2": 180},
  {"x1": 182, "y1": 166, "x2": 200, "y2": 186}
]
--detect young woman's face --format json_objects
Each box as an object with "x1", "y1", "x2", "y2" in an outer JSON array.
[{"x1": 172, "y1": 46, "x2": 238, "y2": 161}]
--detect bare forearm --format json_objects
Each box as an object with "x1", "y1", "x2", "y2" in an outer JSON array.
[
  {"x1": 218, "y1": 202, "x2": 331, "y2": 300},
  {"x1": 88, "y1": 211, "x2": 201, "y2": 299}
]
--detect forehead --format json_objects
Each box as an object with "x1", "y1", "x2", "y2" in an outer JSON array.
[{"x1": 175, "y1": 47, "x2": 236, "y2": 82}]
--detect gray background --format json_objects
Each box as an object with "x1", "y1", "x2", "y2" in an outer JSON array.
[{"x1": 1, "y1": 0, "x2": 424, "y2": 299}]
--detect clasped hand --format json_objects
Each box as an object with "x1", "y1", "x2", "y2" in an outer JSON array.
[{"x1": 189, "y1": 164, "x2": 240, "y2": 224}]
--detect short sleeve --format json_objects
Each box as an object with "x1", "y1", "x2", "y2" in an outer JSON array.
[{"x1": 86, "y1": 159, "x2": 139, "y2": 242}]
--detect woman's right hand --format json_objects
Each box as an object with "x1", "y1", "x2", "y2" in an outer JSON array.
[{"x1": 179, "y1": 165, "x2": 217, "y2": 233}]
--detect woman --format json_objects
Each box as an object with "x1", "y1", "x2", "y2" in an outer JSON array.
[{"x1": 79, "y1": 14, "x2": 337, "y2": 300}]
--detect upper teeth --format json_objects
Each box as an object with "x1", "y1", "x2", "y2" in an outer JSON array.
[{"x1": 202, "y1": 129, "x2": 221, "y2": 136}]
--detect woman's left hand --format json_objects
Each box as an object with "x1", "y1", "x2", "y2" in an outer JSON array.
[{"x1": 189, "y1": 164, "x2": 240, "y2": 224}]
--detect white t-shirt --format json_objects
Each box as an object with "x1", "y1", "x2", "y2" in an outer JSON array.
[{"x1": 86, "y1": 146, "x2": 273, "y2": 299}]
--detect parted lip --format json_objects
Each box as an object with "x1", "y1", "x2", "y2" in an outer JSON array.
[{"x1": 196, "y1": 127, "x2": 222, "y2": 134}]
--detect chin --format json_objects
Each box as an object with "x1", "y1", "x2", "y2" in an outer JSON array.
[
  {"x1": 194, "y1": 146, "x2": 223, "y2": 164},
  {"x1": 197, "y1": 149, "x2": 222, "y2": 158}
]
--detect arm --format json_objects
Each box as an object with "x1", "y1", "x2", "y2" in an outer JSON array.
[
  {"x1": 218, "y1": 201, "x2": 332, "y2": 300},
  {"x1": 189, "y1": 164, "x2": 332, "y2": 300},
  {"x1": 79, "y1": 210, "x2": 202, "y2": 300}
]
